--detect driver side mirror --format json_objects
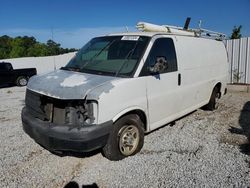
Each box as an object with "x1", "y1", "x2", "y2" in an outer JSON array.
[{"x1": 148, "y1": 56, "x2": 168, "y2": 74}]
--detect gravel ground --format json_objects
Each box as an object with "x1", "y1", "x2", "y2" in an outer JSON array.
[{"x1": 0, "y1": 86, "x2": 249, "y2": 188}]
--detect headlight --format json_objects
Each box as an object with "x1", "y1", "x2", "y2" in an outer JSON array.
[
  {"x1": 84, "y1": 101, "x2": 98, "y2": 124},
  {"x1": 64, "y1": 100, "x2": 98, "y2": 125}
]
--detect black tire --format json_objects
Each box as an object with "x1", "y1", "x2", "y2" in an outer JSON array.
[
  {"x1": 16, "y1": 76, "x2": 28, "y2": 86},
  {"x1": 102, "y1": 114, "x2": 144, "y2": 161},
  {"x1": 205, "y1": 87, "x2": 220, "y2": 111}
]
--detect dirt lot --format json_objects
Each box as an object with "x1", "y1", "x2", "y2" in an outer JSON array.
[{"x1": 0, "y1": 86, "x2": 249, "y2": 187}]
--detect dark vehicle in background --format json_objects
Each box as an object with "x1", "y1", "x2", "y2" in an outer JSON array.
[{"x1": 0, "y1": 62, "x2": 37, "y2": 87}]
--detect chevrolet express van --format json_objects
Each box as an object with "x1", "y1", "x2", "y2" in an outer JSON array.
[{"x1": 22, "y1": 28, "x2": 228, "y2": 160}]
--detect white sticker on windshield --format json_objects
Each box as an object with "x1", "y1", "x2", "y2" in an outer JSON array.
[{"x1": 121, "y1": 36, "x2": 140, "y2": 41}]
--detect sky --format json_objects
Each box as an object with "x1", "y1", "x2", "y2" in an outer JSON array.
[{"x1": 0, "y1": 0, "x2": 250, "y2": 48}]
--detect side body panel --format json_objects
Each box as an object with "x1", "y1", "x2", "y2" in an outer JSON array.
[
  {"x1": 12, "y1": 68, "x2": 37, "y2": 78},
  {"x1": 140, "y1": 35, "x2": 228, "y2": 131},
  {"x1": 174, "y1": 36, "x2": 228, "y2": 111}
]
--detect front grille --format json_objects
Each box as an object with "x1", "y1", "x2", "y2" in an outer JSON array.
[{"x1": 25, "y1": 89, "x2": 49, "y2": 121}]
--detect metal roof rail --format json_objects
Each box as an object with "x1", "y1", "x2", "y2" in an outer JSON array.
[
  {"x1": 194, "y1": 28, "x2": 226, "y2": 40},
  {"x1": 136, "y1": 18, "x2": 226, "y2": 40}
]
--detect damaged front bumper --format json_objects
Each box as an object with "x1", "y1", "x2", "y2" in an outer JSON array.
[{"x1": 22, "y1": 107, "x2": 113, "y2": 152}]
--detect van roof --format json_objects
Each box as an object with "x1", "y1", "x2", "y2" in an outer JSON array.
[
  {"x1": 107, "y1": 31, "x2": 185, "y2": 37},
  {"x1": 106, "y1": 31, "x2": 226, "y2": 41}
]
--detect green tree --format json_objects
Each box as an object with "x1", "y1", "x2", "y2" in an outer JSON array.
[
  {"x1": 46, "y1": 39, "x2": 61, "y2": 55},
  {"x1": 0, "y1": 35, "x2": 12, "y2": 59},
  {"x1": 9, "y1": 37, "x2": 26, "y2": 58},
  {"x1": 22, "y1": 36, "x2": 36, "y2": 50},
  {"x1": 230, "y1": 25, "x2": 242, "y2": 39},
  {"x1": 27, "y1": 43, "x2": 49, "y2": 57},
  {"x1": 9, "y1": 46, "x2": 26, "y2": 58},
  {"x1": 0, "y1": 35, "x2": 77, "y2": 59}
]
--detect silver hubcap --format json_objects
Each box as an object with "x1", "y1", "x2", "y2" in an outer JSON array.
[
  {"x1": 19, "y1": 78, "x2": 27, "y2": 86},
  {"x1": 119, "y1": 125, "x2": 139, "y2": 156}
]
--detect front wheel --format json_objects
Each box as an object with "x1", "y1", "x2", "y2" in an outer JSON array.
[
  {"x1": 102, "y1": 114, "x2": 144, "y2": 161},
  {"x1": 16, "y1": 76, "x2": 28, "y2": 86}
]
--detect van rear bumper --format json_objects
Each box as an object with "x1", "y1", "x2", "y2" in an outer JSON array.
[{"x1": 21, "y1": 107, "x2": 113, "y2": 153}]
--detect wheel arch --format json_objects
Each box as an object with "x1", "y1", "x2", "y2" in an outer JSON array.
[
  {"x1": 112, "y1": 107, "x2": 148, "y2": 132},
  {"x1": 213, "y1": 82, "x2": 222, "y2": 98}
]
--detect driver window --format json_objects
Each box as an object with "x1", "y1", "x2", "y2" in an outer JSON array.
[{"x1": 140, "y1": 38, "x2": 177, "y2": 76}]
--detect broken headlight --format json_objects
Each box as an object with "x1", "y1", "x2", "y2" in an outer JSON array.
[
  {"x1": 39, "y1": 94, "x2": 98, "y2": 126},
  {"x1": 64, "y1": 101, "x2": 98, "y2": 125}
]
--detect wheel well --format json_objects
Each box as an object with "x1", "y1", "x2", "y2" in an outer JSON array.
[
  {"x1": 117, "y1": 110, "x2": 147, "y2": 131},
  {"x1": 17, "y1": 75, "x2": 28, "y2": 80},
  {"x1": 214, "y1": 82, "x2": 222, "y2": 98}
]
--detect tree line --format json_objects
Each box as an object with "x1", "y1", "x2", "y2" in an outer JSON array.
[{"x1": 0, "y1": 35, "x2": 78, "y2": 59}]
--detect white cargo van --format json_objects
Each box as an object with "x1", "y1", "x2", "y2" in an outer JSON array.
[{"x1": 22, "y1": 22, "x2": 228, "y2": 160}]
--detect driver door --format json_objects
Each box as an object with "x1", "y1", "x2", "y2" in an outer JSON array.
[{"x1": 140, "y1": 37, "x2": 182, "y2": 130}]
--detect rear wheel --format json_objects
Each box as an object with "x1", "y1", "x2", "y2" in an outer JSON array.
[
  {"x1": 16, "y1": 76, "x2": 28, "y2": 86},
  {"x1": 102, "y1": 114, "x2": 144, "y2": 161},
  {"x1": 205, "y1": 87, "x2": 220, "y2": 111}
]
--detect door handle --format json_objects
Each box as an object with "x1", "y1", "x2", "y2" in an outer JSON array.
[{"x1": 178, "y1": 73, "x2": 181, "y2": 86}]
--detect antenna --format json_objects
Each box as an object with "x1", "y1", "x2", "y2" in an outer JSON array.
[
  {"x1": 198, "y1": 20, "x2": 202, "y2": 29},
  {"x1": 183, "y1": 17, "x2": 191, "y2": 30},
  {"x1": 125, "y1": 26, "x2": 129, "y2": 32},
  {"x1": 51, "y1": 27, "x2": 56, "y2": 71}
]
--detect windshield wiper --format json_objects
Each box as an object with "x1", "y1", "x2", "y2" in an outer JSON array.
[{"x1": 61, "y1": 66, "x2": 80, "y2": 72}]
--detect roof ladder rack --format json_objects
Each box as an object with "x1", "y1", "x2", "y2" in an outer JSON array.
[{"x1": 136, "y1": 18, "x2": 226, "y2": 40}]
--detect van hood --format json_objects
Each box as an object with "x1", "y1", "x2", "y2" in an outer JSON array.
[{"x1": 27, "y1": 70, "x2": 118, "y2": 99}]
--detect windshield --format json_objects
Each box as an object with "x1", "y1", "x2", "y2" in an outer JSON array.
[{"x1": 62, "y1": 36, "x2": 150, "y2": 77}]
